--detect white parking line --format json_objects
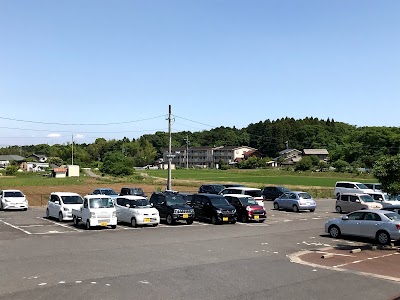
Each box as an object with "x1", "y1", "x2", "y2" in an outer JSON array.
[
  {"x1": 0, "y1": 219, "x2": 32, "y2": 235},
  {"x1": 37, "y1": 217, "x2": 83, "y2": 232}
]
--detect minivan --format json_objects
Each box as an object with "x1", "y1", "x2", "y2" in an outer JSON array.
[
  {"x1": 219, "y1": 187, "x2": 264, "y2": 206},
  {"x1": 335, "y1": 193, "x2": 383, "y2": 213},
  {"x1": 333, "y1": 181, "x2": 375, "y2": 198},
  {"x1": 189, "y1": 194, "x2": 237, "y2": 225}
]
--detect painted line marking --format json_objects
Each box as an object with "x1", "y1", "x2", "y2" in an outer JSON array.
[
  {"x1": 19, "y1": 224, "x2": 54, "y2": 228},
  {"x1": 37, "y1": 217, "x2": 82, "y2": 232},
  {"x1": 0, "y1": 219, "x2": 32, "y2": 234}
]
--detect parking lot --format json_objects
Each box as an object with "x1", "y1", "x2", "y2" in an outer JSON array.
[{"x1": 1, "y1": 199, "x2": 399, "y2": 300}]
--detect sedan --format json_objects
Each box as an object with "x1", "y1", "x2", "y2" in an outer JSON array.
[
  {"x1": 273, "y1": 191, "x2": 316, "y2": 212},
  {"x1": 325, "y1": 209, "x2": 400, "y2": 245}
]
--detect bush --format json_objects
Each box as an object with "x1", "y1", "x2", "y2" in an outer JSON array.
[
  {"x1": 101, "y1": 152, "x2": 134, "y2": 176},
  {"x1": 5, "y1": 165, "x2": 19, "y2": 176}
]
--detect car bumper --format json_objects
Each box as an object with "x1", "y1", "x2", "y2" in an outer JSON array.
[
  {"x1": 217, "y1": 214, "x2": 236, "y2": 222},
  {"x1": 173, "y1": 213, "x2": 195, "y2": 221},
  {"x1": 248, "y1": 214, "x2": 266, "y2": 221},
  {"x1": 298, "y1": 204, "x2": 316, "y2": 210},
  {"x1": 2, "y1": 202, "x2": 28, "y2": 210},
  {"x1": 89, "y1": 217, "x2": 118, "y2": 227},
  {"x1": 62, "y1": 211, "x2": 74, "y2": 220},
  {"x1": 388, "y1": 230, "x2": 400, "y2": 241},
  {"x1": 136, "y1": 215, "x2": 160, "y2": 225}
]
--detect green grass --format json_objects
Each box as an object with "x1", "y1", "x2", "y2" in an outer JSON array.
[{"x1": 0, "y1": 173, "x2": 90, "y2": 187}]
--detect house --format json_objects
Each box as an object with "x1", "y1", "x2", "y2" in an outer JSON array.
[
  {"x1": 52, "y1": 167, "x2": 68, "y2": 178},
  {"x1": 163, "y1": 146, "x2": 258, "y2": 168},
  {"x1": 0, "y1": 155, "x2": 25, "y2": 168},
  {"x1": 22, "y1": 161, "x2": 49, "y2": 172},
  {"x1": 276, "y1": 149, "x2": 303, "y2": 166},
  {"x1": 26, "y1": 153, "x2": 48, "y2": 163},
  {"x1": 302, "y1": 149, "x2": 329, "y2": 161}
]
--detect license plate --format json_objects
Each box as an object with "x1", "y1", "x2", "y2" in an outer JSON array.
[
  {"x1": 100, "y1": 222, "x2": 108, "y2": 226},
  {"x1": 183, "y1": 214, "x2": 188, "y2": 219},
  {"x1": 143, "y1": 218, "x2": 150, "y2": 222},
  {"x1": 223, "y1": 217, "x2": 228, "y2": 222},
  {"x1": 254, "y1": 215, "x2": 259, "y2": 220}
]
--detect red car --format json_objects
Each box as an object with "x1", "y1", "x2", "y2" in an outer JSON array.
[{"x1": 224, "y1": 194, "x2": 266, "y2": 223}]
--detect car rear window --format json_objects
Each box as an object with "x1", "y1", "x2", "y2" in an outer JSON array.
[
  {"x1": 61, "y1": 195, "x2": 83, "y2": 204},
  {"x1": 298, "y1": 193, "x2": 312, "y2": 199},
  {"x1": 245, "y1": 190, "x2": 261, "y2": 197},
  {"x1": 384, "y1": 213, "x2": 400, "y2": 221}
]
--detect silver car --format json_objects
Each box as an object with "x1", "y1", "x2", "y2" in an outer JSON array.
[
  {"x1": 325, "y1": 209, "x2": 400, "y2": 245},
  {"x1": 273, "y1": 191, "x2": 316, "y2": 212}
]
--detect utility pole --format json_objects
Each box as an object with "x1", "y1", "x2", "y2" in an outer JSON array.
[
  {"x1": 184, "y1": 135, "x2": 190, "y2": 169},
  {"x1": 71, "y1": 134, "x2": 74, "y2": 165},
  {"x1": 166, "y1": 105, "x2": 172, "y2": 191}
]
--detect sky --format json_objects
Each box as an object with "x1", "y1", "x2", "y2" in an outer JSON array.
[{"x1": 0, "y1": 0, "x2": 399, "y2": 146}]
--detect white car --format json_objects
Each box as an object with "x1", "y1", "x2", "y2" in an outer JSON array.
[
  {"x1": 115, "y1": 195, "x2": 160, "y2": 227},
  {"x1": 325, "y1": 209, "x2": 400, "y2": 245},
  {"x1": 0, "y1": 189, "x2": 28, "y2": 211},
  {"x1": 46, "y1": 192, "x2": 84, "y2": 221}
]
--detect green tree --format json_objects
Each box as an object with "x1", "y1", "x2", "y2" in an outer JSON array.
[
  {"x1": 101, "y1": 152, "x2": 133, "y2": 176},
  {"x1": 5, "y1": 165, "x2": 19, "y2": 176},
  {"x1": 373, "y1": 154, "x2": 400, "y2": 194},
  {"x1": 295, "y1": 156, "x2": 313, "y2": 171},
  {"x1": 48, "y1": 157, "x2": 63, "y2": 166}
]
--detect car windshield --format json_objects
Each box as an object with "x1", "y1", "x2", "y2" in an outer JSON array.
[
  {"x1": 61, "y1": 195, "x2": 83, "y2": 204},
  {"x1": 239, "y1": 197, "x2": 257, "y2": 206},
  {"x1": 356, "y1": 183, "x2": 369, "y2": 189},
  {"x1": 245, "y1": 190, "x2": 261, "y2": 197},
  {"x1": 384, "y1": 213, "x2": 400, "y2": 221},
  {"x1": 213, "y1": 185, "x2": 226, "y2": 193},
  {"x1": 360, "y1": 195, "x2": 375, "y2": 202},
  {"x1": 128, "y1": 199, "x2": 151, "y2": 207},
  {"x1": 89, "y1": 198, "x2": 114, "y2": 208},
  {"x1": 4, "y1": 191, "x2": 24, "y2": 197},
  {"x1": 375, "y1": 184, "x2": 382, "y2": 190},
  {"x1": 165, "y1": 195, "x2": 186, "y2": 205},
  {"x1": 102, "y1": 189, "x2": 118, "y2": 196},
  {"x1": 210, "y1": 197, "x2": 229, "y2": 205},
  {"x1": 298, "y1": 193, "x2": 312, "y2": 199},
  {"x1": 278, "y1": 187, "x2": 291, "y2": 193},
  {"x1": 131, "y1": 188, "x2": 144, "y2": 196}
]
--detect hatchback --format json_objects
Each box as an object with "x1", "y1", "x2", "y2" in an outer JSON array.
[
  {"x1": 46, "y1": 192, "x2": 84, "y2": 221},
  {"x1": 273, "y1": 191, "x2": 316, "y2": 212},
  {"x1": 0, "y1": 189, "x2": 28, "y2": 211},
  {"x1": 335, "y1": 193, "x2": 382, "y2": 213},
  {"x1": 224, "y1": 194, "x2": 266, "y2": 223}
]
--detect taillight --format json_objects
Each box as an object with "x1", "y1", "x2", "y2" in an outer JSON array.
[{"x1": 396, "y1": 224, "x2": 400, "y2": 230}]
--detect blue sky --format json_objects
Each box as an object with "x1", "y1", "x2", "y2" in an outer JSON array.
[{"x1": 0, "y1": 1, "x2": 399, "y2": 146}]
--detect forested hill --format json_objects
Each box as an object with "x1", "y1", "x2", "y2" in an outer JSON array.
[{"x1": 1, "y1": 117, "x2": 400, "y2": 169}]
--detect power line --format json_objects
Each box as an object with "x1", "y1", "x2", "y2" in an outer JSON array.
[
  {"x1": 172, "y1": 114, "x2": 216, "y2": 128},
  {"x1": 0, "y1": 126, "x2": 167, "y2": 134}
]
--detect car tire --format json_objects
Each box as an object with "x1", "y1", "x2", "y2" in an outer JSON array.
[
  {"x1": 86, "y1": 220, "x2": 91, "y2": 230},
  {"x1": 273, "y1": 203, "x2": 280, "y2": 210},
  {"x1": 186, "y1": 219, "x2": 194, "y2": 225},
  {"x1": 310, "y1": 209, "x2": 315, "y2": 212},
  {"x1": 73, "y1": 216, "x2": 79, "y2": 226},
  {"x1": 211, "y1": 215, "x2": 218, "y2": 225},
  {"x1": 166, "y1": 214, "x2": 174, "y2": 225},
  {"x1": 0, "y1": 202, "x2": 3, "y2": 210},
  {"x1": 241, "y1": 215, "x2": 247, "y2": 223},
  {"x1": 335, "y1": 206, "x2": 342, "y2": 213},
  {"x1": 231, "y1": 220, "x2": 236, "y2": 224},
  {"x1": 293, "y1": 205, "x2": 299, "y2": 213},
  {"x1": 111, "y1": 225, "x2": 117, "y2": 229},
  {"x1": 329, "y1": 225, "x2": 341, "y2": 238},
  {"x1": 152, "y1": 223, "x2": 158, "y2": 227},
  {"x1": 46, "y1": 208, "x2": 50, "y2": 219},
  {"x1": 259, "y1": 219, "x2": 265, "y2": 223},
  {"x1": 58, "y1": 212, "x2": 64, "y2": 222},
  {"x1": 23, "y1": 208, "x2": 27, "y2": 211},
  {"x1": 376, "y1": 231, "x2": 390, "y2": 245},
  {"x1": 131, "y1": 218, "x2": 138, "y2": 228}
]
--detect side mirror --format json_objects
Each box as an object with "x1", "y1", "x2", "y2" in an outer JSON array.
[
  {"x1": 125, "y1": 204, "x2": 130, "y2": 208},
  {"x1": 342, "y1": 216, "x2": 349, "y2": 220},
  {"x1": 159, "y1": 201, "x2": 165, "y2": 205},
  {"x1": 150, "y1": 203, "x2": 153, "y2": 207},
  {"x1": 355, "y1": 199, "x2": 361, "y2": 203},
  {"x1": 55, "y1": 200, "x2": 61, "y2": 205},
  {"x1": 378, "y1": 198, "x2": 383, "y2": 201}
]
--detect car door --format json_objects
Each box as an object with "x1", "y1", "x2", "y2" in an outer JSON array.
[
  {"x1": 202, "y1": 197, "x2": 214, "y2": 220},
  {"x1": 348, "y1": 195, "x2": 361, "y2": 212},
  {"x1": 115, "y1": 197, "x2": 125, "y2": 222},
  {"x1": 360, "y1": 212, "x2": 382, "y2": 238},
  {"x1": 279, "y1": 193, "x2": 290, "y2": 209},
  {"x1": 53, "y1": 195, "x2": 62, "y2": 216},
  {"x1": 340, "y1": 212, "x2": 364, "y2": 236}
]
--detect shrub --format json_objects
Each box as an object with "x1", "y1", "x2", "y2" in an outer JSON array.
[{"x1": 5, "y1": 165, "x2": 19, "y2": 176}]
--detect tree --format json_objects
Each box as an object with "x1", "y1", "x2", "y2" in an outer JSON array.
[
  {"x1": 5, "y1": 165, "x2": 19, "y2": 176},
  {"x1": 101, "y1": 152, "x2": 133, "y2": 176},
  {"x1": 295, "y1": 156, "x2": 313, "y2": 171},
  {"x1": 48, "y1": 157, "x2": 63, "y2": 166},
  {"x1": 373, "y1": 154, "x2": 400, "y2": 194}
]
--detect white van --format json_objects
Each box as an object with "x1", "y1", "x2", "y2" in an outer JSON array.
[
  {"x1": 115, "y1": 195, "x2": 160, "y2": 227},
  {"x1": 333, "y1": 181, "x2": 375, "y2": 198}
]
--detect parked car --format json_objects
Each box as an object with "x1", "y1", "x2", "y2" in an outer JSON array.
[
  {"x1": 368, "y1": 192, "x2": 400, "y2": 208},
  {"x1": 72, "y1": 195, "x2": 117, "y2": 230},
  {"x1": 92, "y1": 188, "x2": 119, "y2": 200},
  {"x1": 261, "y1": 186, "x2": 291, "y2": 201},
  {"x1": 46, "y1": 192, "x2": 84, "y2": 221},
  {"x1": 224, "y1": 194, "x2": 266, "y2": 223},
  {"x1": 149, "y1": 191, "x2": 195, "y2": 225},
  {"x1": 334, "y1": 181, "x2": 375, "y2": 198},
  {"x1": 223, "y1": 184, "x2": 246, "y2": 188},
  {"x1": 198, "y1": 184, "x2": 226, "y2": 194},
  {"x1": 0, "y1": 189, "x2": 28, "y2": 211},
  {"x1": 120, "y1": 187, "x2": 146, "y2": 198},
  {"x1": 115, "y1": 195, "x2": 159, "y2": 227},
  {"x1": 189, "y1": 194, "x2": 237, "y2": 225},
  {"x1": 383, "y1": 206, "x2": 400, "y2": 215},
  {"x1": 335, "y1": 193, "x2": 383, "y2": 213},
  {"x1": 273, "y1": 191, "x2": 316, "y2": 212},
  {"x1": 325, "y1": 209, "x2": 400, "y2": 245},
  {"x1": 364, "y1": 183, "x2": 383, "y2": 191},
  {"x1": 219, "y1": 187, "x2": 264, "y2": 206}
]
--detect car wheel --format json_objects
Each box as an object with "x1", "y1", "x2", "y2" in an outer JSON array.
[
  {"x1": 166, "y1": 214, "x2": 174, "y2": 225},
  {"x1": 23, "y1": 208, "x2": 27, "y2": 211},
  {"x1": 376, "y1": 231, "x2": 390, "y2": 245},
  {"x1": 46, "y1": 208, "x2": 50, "y2": 219},
  {"x1": 293, "y1": 205, "x2": 299, "y2": 213},
  {"x1": 131, "y1": 217, "x2": 138, "y2": 228},
  {"x1": 329, "y1": 225, "x2": 341, "y2": 238},
  {"x1": 273, "y1": 203, "x2": 280, "y2": 210},
  {"x1": 211, "y1": 215, "x2": 218, "y2": 225},
  {"x1": 58, "y1": 212, "x2": 64, "y2": 222},
  {"x1": 241, "y1": 214, "x2": 247, "y2": 223},
  {"x1": 86, "y1": 220, "x2": 91, "y2": 230},
  {"x1": 111, "y1": 225, "x2": 117, "y2": 229},
  {"x1": 335, "y1": 206, "x2": 342, "y2": 213},
  {"x1": 0, "y1": 202, "x2": 3, "y2": 210},
  {"x1": 186, "y1": 219, "x2": 193, "y2": 225},
  {"x1": 259, "y1": 219, "x2": 265, "y2": 223},
  {"x1": 231, "y1": 220, "x2": 236, "y2": 224},
  {"x1": 73, "y1": 216, "x2": 79, "y2": 226},
  {"x1": 310, "y1": 209, "x2": 315, "y2": 212},
  {"x1": 152, "y1": 223, "x2": 158, "y2": 227}
]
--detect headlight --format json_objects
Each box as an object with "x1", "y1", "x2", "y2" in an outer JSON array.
[
  {"x1": 216, "y1": 209, "x2": 222, "y2": 214},
  {"x1": 246, "y1": 206, "x2": 251, "y2": 211},
  {"x1": 190, "y1": 209, "x2": 195, "y2": 214},
  {"x1": 90, "y1": 212, "x2": 96, "y2": 218},
  {"x1": 112, "y1": 211, "x2": 117, "y2": 218},
  {"x1": 4, "y1": 199, "x2": 10, "y2": 202},
  {"x1": 63, "y1": 207, "x2": 69, "y2": 211},
  {"x1": 174, "y1": 209, "x2": 179, "y2": 214},
  {"x1": 232, "y1": 209, "x2": 236, "y2": 214}
]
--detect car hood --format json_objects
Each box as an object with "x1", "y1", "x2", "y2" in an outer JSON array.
[
  {"x1": 247, "y1": 205, "x2": 265, "y2": 210},
  {"x1": 169, "y1": 204, "x2": 193, "y2": 210},
  {"x1": 213, "y1": 204, "x2": 235, "y2": 210},
  {"x1": 3, "y1": 196, "x2": 26, "y2": 202},
  {"x1": 132, "y1": 207, "x2": 159, "y2": 215},
  {"x1": 63, "y1": 203, "x2": 83, "y2": 209}
]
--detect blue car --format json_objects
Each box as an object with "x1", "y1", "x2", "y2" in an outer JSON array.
[
  {"x1": 91, "y1": 188, "x2": 119, "y2": 200},
  {"x1": 273, "y1": 191, "x2": 316, "y2": 212}
]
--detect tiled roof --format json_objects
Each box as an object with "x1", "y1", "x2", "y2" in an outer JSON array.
[
  {"x1": 303, "y1": 149, "x2": 329, "y2": 155},
  {"x1": 0, "y1": 155, "x2": 25, "y2": 161}
]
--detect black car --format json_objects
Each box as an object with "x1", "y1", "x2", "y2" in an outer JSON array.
[
  {"x1": 224, "y1": 195, "x2": 266, "y2": 223},
  {"x1": 261, "y1": 186, "x2": 291, "y2": 201},
  {"x1": 198, "y1": 184, "x2": 226, "y2": 194},
  {"x1": 149, "y1": 191, "x2": 195, "y2": 225},
  {"x1": 189, "y1": 193, "x2": 237, "y2": 225},
  {"x1": 223, "y1": 184, "x2": 246, "y2": 188},
  {"x1": 120, "y1": 187, "x2": 146, "y2": 198}
]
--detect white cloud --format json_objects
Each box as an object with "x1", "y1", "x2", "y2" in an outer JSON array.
[
  {"x1": 74, "y1": 134, "x2": 85, "y2": 139},
  {"x1": 47, "y1": 133, "x2": 61, "y2": 138}
]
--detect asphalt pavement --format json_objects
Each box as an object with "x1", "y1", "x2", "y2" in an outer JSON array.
[{"x1": 0, "y1": 199, "x2": 399, "y2": 300}]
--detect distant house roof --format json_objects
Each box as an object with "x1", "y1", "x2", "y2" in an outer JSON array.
[
  {"x1": 303, "y1": 149, "x2": 329, "y2": 155},
  {"x1": 0, "y1": 155, "x2": 25, "y2": 161},
  {"x1": 279, "y1": 149, "x2": 301, "y2": 155}
]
